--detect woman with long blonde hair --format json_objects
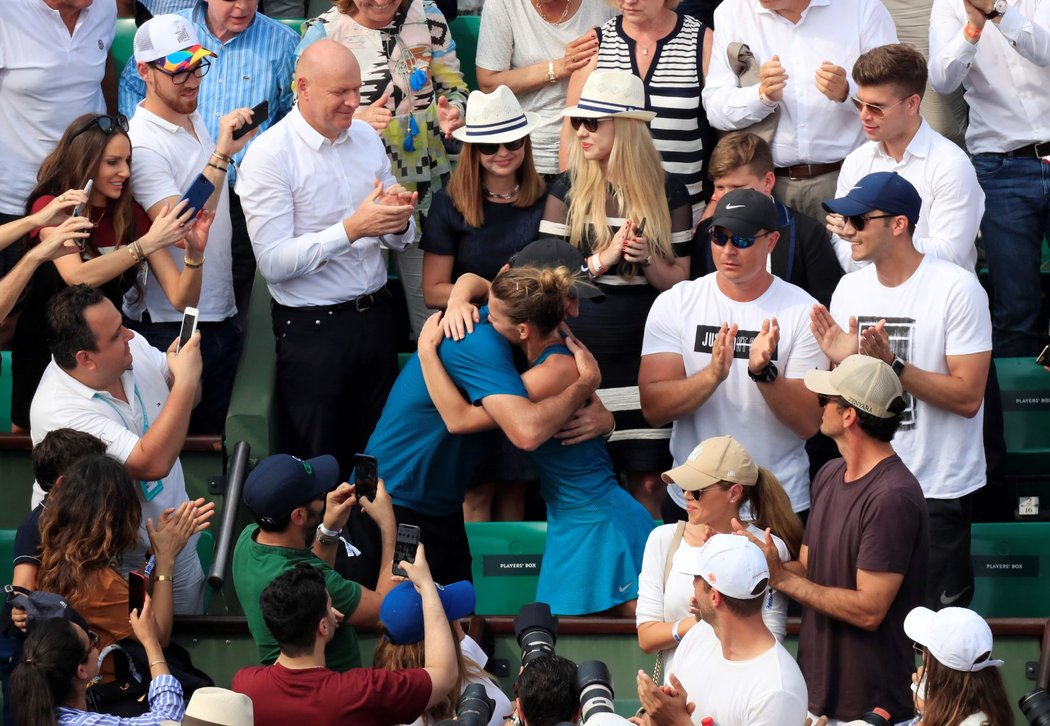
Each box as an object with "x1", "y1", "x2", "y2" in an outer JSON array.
[{"x1": 539, "y1": 69, "x2": 692, "y2": 518}]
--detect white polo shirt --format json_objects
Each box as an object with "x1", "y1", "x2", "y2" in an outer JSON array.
[
  {"x1": 0, "y1": 0, "x2": 114, "y2": 214},
  {"x1": 29, "y1": 335, "x2": 202, "y2": 607},
  {"x1": 127, "y1": 103, "x2": 236, "y2": 323}
]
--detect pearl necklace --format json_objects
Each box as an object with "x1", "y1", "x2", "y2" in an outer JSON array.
[
  {"x1": 533, "y1": 0, "x2": 571, "y2": 25},
  {"x1": 484, "y1": 184, "x2": 520, "y2": 200}
]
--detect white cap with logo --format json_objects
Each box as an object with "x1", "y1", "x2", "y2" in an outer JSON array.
[{"x1": 679, "y1": 533, "x2": 769, "y2": 600}]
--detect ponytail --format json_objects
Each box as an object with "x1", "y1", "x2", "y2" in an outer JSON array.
[
  {"x1": 744, "y1": 468, "x2": 804, "y2": 560},
  {"x1": 491, "y1": 266, "x2": 576, "y2": 334},
  {"x1": 11, "y1": 618, "x2": 86, "y2": 726}
]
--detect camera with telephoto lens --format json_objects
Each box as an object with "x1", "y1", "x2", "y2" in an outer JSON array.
[
  {"x1": 432, "y1": 683, "x2": 494, "y2": 726},
  {"x1": 514, "y1": 602, "x2": 558, "y2": 667},
  {"x1": 575, "y1": 660, "x2": 632, "y2": 725},
  {"x1": 1020, "y1": 688, "x2": 1050, "y2": 726}
]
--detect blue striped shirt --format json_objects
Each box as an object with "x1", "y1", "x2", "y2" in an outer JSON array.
[
  {"x1": 137, "y1": 0, "x2": 196, "y2": 16},
  {"x1": 118, "y1": 2, "x2": 299, "y2": 185},
  {"x1": 56, "y1": 674, "x2": 184, "y2": 725}
]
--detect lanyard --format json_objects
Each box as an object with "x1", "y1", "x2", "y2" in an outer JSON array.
[{"x1": 93, "y1": 383, "x2": 165, "y2": 501}]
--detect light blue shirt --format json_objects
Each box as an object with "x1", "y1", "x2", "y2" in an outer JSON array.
[
  {"x1": 118, "y1": 2, "x2": 299, "y2": 185},
  {"x1": 56, "y1": 674, "x2": 184, "y2": 725}
]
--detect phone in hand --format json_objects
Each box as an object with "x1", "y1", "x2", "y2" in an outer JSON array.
[
  {"x1": 180, "y1": 174, "x2": 215, "y2": 215},
  {"x1": 232, "y1": 100, "x2": 270, "y2": 141},
  {"x1": 635, "y1": 217, "x2": 647, "y2": 236},
  {"x1": 354, "y1": 453, "x2": 378, "y2": 503},
  {"x1": 128, "y1": 571, "x2": 147, "y2": 615},
  {"x1": 392, "y1": 523, "x2": 420, "y2": 578},
  {"x1": 71, "y1": 180, "x2": 93, "y2": 219},
  {"x1": 1037, "y1": 344, "x2": 1050, "y2": 367},
  {"x1": 176, "y1": 306, "x2": 199, "y2": 353}
]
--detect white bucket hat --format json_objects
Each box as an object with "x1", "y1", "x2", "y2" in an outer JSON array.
[
  {"x1": 562, "y1": 69, "x2": 656, "y2": 122},
  {"x1": 904, "y1": 606, "x2": 1004, "y2": 673},
  {"x1": 452, "y1": 85, "x2": 539, "y2": 145}
]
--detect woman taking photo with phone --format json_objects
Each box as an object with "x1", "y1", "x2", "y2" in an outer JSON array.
[
  {"x1": 636, "y1": 435, "x2": 802, "y2": 679},
  {"x1": 539, "y1": 69, "x2": 692, "y2": 518},
  {"x1": 10, "y1": 113, "x2": 212, "y2": 433}
]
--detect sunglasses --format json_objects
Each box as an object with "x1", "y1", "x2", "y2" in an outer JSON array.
[
  {"x1": 87, "y1": 629, "x2": 101, "y2": 651},
  {"x1": 846, "y1": 213, "x2": 897, "y2": 231},
  {"x1": 569, "y1": 117, "x2": 609, "y2": 132},
  {"x1": 817, "y1": 394, "x2": 851, "y2": 408},
  {"x1": 850, "y1": 95, "x2": 906, "y2": 118},
  {"x1": 153, "y1": 58, "x2": 211, "y2": 85},
  {"x1": 708, "y1": 228, "x2": 772, "y2": 249},
  {"x1": 69, "y1": 114, "x2": 129, "y2": 142},
  {"x1": 475, "y1": 137, "x2": 526, "y2": 155}
]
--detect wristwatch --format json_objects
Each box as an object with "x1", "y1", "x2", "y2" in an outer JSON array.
[
  {"x1": 891, "y1": 355, "x2": 906, "y2": 378},
  {"x1": 985, "y1": 0, "x2": 1006, "y2": 19},
  {"x1": 748, "y1": 361, "x2": 779, "y2": 384}
]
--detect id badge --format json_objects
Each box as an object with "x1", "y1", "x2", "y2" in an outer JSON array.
[{"x1": 140, "y1": 479, "x2": 164, "y2": 501}]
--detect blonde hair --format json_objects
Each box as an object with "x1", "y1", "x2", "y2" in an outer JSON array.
[
  {"x1": 566, "y1": 118, "x2": 673, "y2": 276},
  {"x1": 490, "y1": 266, "x2": 575, "y2": 335},
  {"x1": 741, "y1": 467, "x2": 804, "y2": 560},
  {"x1": 445, "y1": 140, "x2": 546, "y2": 228}
]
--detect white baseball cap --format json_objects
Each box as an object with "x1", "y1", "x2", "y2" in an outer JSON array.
[
  {"x1": 679, "y1": 533, "x2": 769, "y2": 600},
  {"x1": 904, "y1": 606, "x2": 1004, "y2": 673},
  {"x1": 133, "y1": 14, "x2": 216, "y2": 67}
]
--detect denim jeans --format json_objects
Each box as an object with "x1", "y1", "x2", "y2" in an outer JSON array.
[{"x1": 973, "y1": 153, "x2": 1050, "y2": 357}]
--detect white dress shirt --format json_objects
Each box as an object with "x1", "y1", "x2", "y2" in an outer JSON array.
[
  {"x1": 702, "y1": 0, "x2": 898, "y2": 167},
  {"x1": 236, "y1": 106, "x2": 415, "y2": 308},
  {"x1": 832, "y1": 120, "x2": 984, "y2": 272},
  {"x1": 929, "y1": 0, "x2": 1050, "y2": 153}
]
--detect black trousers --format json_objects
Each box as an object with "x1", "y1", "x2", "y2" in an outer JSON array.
[
  {"x1": 925, "y1": 491, "x2": 975, "y2": 609},
  {"x1": 227, "y1": 189, "x2": 257, "y2": 334},
  {"x1": 272, "y1": 295, "x2": 397, "y2": 479}
]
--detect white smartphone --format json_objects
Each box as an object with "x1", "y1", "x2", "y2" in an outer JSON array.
[
  {"x1": 176, "y1": 306, "x2": 199, "y2": 353},
  {"x1": 71, "y1": 180, "x2": 93, "y2": 218}
]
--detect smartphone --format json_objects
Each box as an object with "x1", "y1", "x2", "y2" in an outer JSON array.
[
  {"x1": 128, "y1": 571, "x2": 147, "y2": 614},
  {"x1": 392, "y1": 523, "x2": 420, "y2": 578},
  {"x1": 635, "y1": 217, "x2": 647, "y2": 236},
  {"x1": 176, "y1": 306, "x2": 199, "y2": 353},
  {"x1": 232, "y1": 100, "x2": 270, "y2": 141},
  {"x1": 180, "y1": 174, "x2": 215, "y2": 215},
  {"x1": 71, "y1": 180, "x2": 93, "y2": 218},
  {"x1": 354, "y1": 453, "x2": 378, "y2": 503},
  {"x1": 1037, "y1": 344, "x2": 1050, "y2": 367}
]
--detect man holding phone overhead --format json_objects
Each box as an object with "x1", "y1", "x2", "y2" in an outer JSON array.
[{"x1": 126, "y1": 14, "x2": 258, "y2": 435}]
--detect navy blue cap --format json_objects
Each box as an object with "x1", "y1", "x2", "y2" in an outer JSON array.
[
  {"x1": 711, "y1": 189, "x2": 779, "y2": 237},
  {"x1": 823, "y1": 171, "x2": 921, "y2": 225},
  {"x1": 381, "y1": 580, "x2": 476, "y2": 645},
  {"x1": 242, "y1": 454, "x2": 340, "y2": 520},
  {"x1": 509, "y1": 237, "x2": 605, "y2": 301}
]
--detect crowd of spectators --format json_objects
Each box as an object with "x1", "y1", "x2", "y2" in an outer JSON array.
[{"x1": 0, "y1": 0, "x2": 1045, "y2": 722}]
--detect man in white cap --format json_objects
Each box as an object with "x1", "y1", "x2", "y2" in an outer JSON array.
[
  {"x1": 636, "y1": 533, "x2": 807, "y2": 726},
  {"x1": 126, "y1": 13, "x2": 257, "y2": 434},
  {"x1": 741, "y1": 354, "x2": 928, "y2": 724}
]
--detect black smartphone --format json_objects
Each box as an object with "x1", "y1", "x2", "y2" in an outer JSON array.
[
  {"x1": 354, "y1": 453, "x2": 378, "y2": 503},
  {"x1": 128, "y1": 571, "x2": 147, "y2": 614},
  {"x1": 1037, "y1": 344, "x2": 1050, "y2": 367},
  {"x1": 232, "y1": 100, "x2": 270, "y2": 141},
  {"x1": 176, "y1": 306, "x2": 199, "y2": 353},
  {"x1": 635, "y1": 217, "x2": 647, "y2": 236},
  {"x1": 392, "y1": 523, "x2": 420, "y2": 578},
  {"x1": 180, "y1": 174, "x2": 215, "y2": 215}
]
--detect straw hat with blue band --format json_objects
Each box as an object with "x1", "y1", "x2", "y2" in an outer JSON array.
[
  {"x1": 452, "y1": 85, "x2": 540, "y2": 145},
  {"x1": 561, "y1": 69, "x2": 657, "y2": 122}
]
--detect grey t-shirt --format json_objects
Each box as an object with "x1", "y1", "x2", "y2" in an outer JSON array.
[{"x1": 475, "y1": 0, "x2": 617, "y2": 174}]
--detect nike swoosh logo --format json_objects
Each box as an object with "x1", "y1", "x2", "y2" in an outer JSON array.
[
  {"x1": 619, "y1": 582, "x2": 633, "y2": 593},
  {"x1": 939, "y1": 587, "x2": 971, "y2": 606},
  {"x1": 725, "y1": 203, "x2": 746, "y2": 210}
]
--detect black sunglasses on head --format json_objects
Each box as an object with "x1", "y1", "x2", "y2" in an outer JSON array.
[
  {"x1": 69, "y1": 114, "x2": 129, "y2": 142},
  {"x1": 475, "y1": 137, "x2": 526, "y2": 155}
]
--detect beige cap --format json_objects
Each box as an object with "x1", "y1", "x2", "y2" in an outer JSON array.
[
  {"x1": 803, "y1": 354, "x2": 903, "y2": 419},
  {"x1": 180, "y1": 688, "x2": 254, "y2": 726},
  {"x1": 661, "y1": 435, "x2": 758, "y2": 491}
]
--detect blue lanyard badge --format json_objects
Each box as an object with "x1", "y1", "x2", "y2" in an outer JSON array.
[{"x1": 94, "y1": 385, "x2": 165, "y2": 502}]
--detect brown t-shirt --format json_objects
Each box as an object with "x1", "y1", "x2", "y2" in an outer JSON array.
[{"x1": 798, "y1": 454, "x2": 928, "y2": 723}]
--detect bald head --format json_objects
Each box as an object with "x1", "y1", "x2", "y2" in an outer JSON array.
[{"x1": 296, "y1": 40, "x2": 362, "y2": 141}]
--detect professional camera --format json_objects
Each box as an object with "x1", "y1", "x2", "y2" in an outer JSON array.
[
  {"x1": 433, "y1": 683, "x2": 495, "y2": 726},
  {"x1": 842, "y1": 707, "x2": 892, "y2": 726},
  {"x1": 1020, "y1": 687, "x2": 1050, "y2": 726},
  {"x1": 575, "y1": 660, "x2": 631, "y2": 726},
  {"x1": 514, "y1": 602, "x2": 558, "y2": 667}
]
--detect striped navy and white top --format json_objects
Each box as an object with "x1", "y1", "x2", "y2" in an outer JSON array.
[{"x1": 595, "y1": 15, "x2": 712, "y2": 214}]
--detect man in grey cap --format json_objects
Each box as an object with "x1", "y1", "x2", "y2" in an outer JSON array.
[
  {"x1": 740, "y1": 354, "x2": 927, "y2": 724},
  {"x1": 641, "y1": 188, "x2": 827, "y2": 522}
]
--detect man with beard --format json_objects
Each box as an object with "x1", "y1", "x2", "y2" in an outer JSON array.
[
  {"x1": 232, "y1": 453, "x2": 398, "y2": 671},
  {"x1": 126, "y1": 14, "x2": 255, "y2": 433}
]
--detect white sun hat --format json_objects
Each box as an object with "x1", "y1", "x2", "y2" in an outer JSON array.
[
  {"x1": 561, "y1": 69, "x2": 656, "y2": 122},
  {"x1": 452, "y1": 85, "x2": 539, "y2": 145}
]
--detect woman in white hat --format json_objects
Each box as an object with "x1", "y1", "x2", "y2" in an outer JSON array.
[
  {"x1": 421, "y1": 85, "x2": 547, "y2": 523},
  {"x1": 636, "y1": 435, "x2": 801, "y2": 680},
  {"x1": 539, "y1": 68, "x2": 692, "y2": 518},
  {"x1": 904, "y1": 606, "x2": 1012, "y2": 725}
]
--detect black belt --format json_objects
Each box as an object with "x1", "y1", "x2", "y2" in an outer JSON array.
[
  {"x1": 1001, "y1": 141, "x2": 1050, "y2": 158},
  {"x1": 273, "y1": 286, "x2": 391, "y2": 314},
  {"x1": 774, "y1": 160, "x2": 844, "y2": 180},
  {"x1": 139, "y1": 312, "x2": 233, "y2": 328}
]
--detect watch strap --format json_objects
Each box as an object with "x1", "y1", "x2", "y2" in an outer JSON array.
[{"x1": 748, "y1": 360, "x2": 779, "y2": 384}]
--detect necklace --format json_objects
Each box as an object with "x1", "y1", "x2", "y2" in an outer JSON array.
[
  {"x1": 89, "y1": 207, "x2": 106, "y2": 228},
  {"x1": 533, "y1": 0, "x2": 571, "y2": 25},
  {"x1": 484, "y1": 184, "x2": 519, "y2": 200}
]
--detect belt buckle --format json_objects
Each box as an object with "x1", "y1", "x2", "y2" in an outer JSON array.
[{"x1": 355, "y1": 293, "x2": 373, "y2": 312}]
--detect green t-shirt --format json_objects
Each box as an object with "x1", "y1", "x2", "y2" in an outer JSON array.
[{"x1": 233, "y1": 525, "x2": 364, "y2": 670}]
